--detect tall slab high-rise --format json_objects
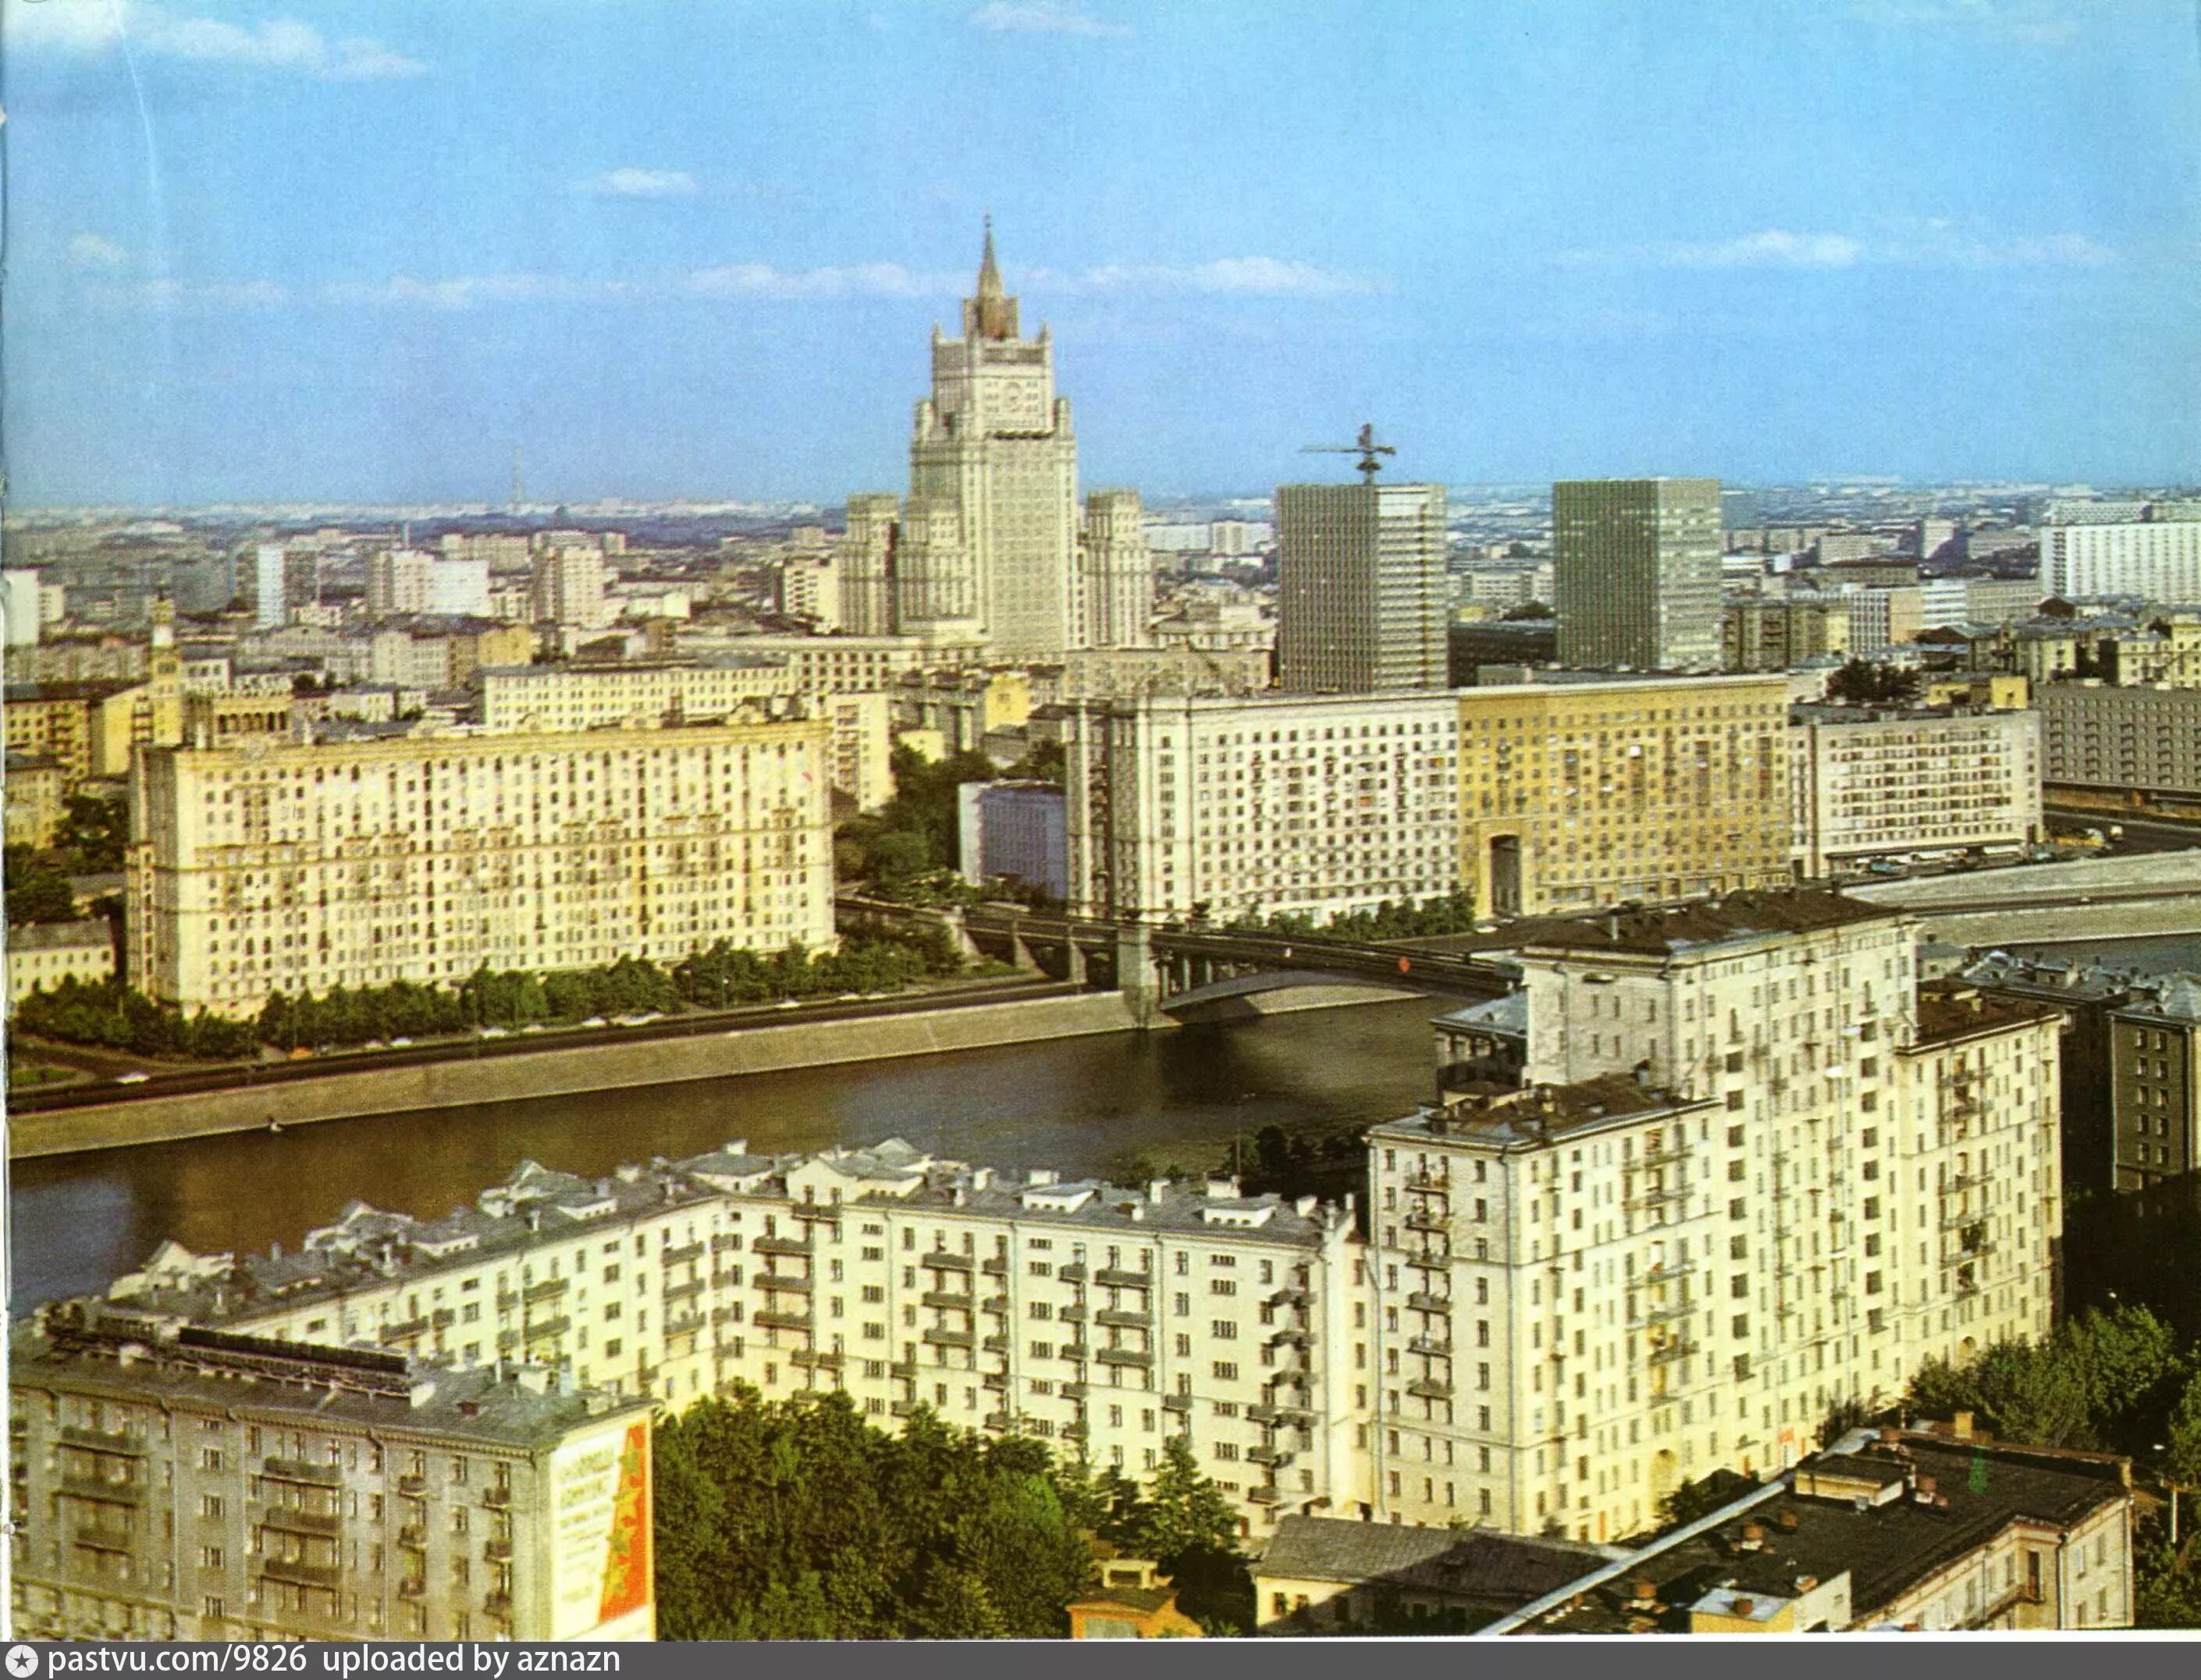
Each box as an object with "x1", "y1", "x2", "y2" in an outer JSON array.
[
  {"x1": 898, "y1": 222, "x2": 1082, "y2": 659},
  {"x1": 1553, "y1": 478, "x2": 1723, "y2": 672},
  {"x1": 1276, "y1": 480, "x2": 1448, "y2": 694}
]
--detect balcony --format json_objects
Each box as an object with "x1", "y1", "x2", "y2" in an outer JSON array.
[
  {"x1": 496, "y1": 1290, "x2": 520, "y2": 1313},
  {"x1": 981, "y1": 1256, "x2": 1011, "y2": 1277},
  {"x1": 398, "y1": 1473, "x2": 428, "y2": 1496},
  {"x1": 484, "y1": 1537, "x2": 513, "y2": 1563},
  {"x1": 1406, "y1": 1378, "x2": 1454, "y2": 1401},
  {"x1": 483, "y1": 1486, "x2": 511, "y2": 1510},
  {"x1": 1267, "y1": 1327, "x2": 1311, "y2": 1348},
  {"x1": 1407, "y1": 1335, "x2": 1453, "y2": 1358},
  {"x1": 1246, "y1": 1403, "x2": 1281, "y2": 1425},
  {"x1": 1061, "y1": 1421, "x2": 1090, "y2": 1441},
  {"x1": 982, "y1": 1334, "x2": 1011, "y2": 1355},
  {"x1": 1407, "y1": 1291, "x2": 1453, "y2": 1315},
  {"x1": 755, "y1": 1309, "x2": 812, "y2": 1331},
  {"x1": 1246, "y1": 1486, "x2": 1282, "y2": 1506},
  {"x1": 1647, "y1": 1339, "x2": 1697, "y2": 1368},
  {"x1": 791, "y1": 1348, "x2": 845, "y2": 1369},
  {"x1": 923, "y1": 1250, "x2": 976, "y2": 1272},
  {"x1": 485, "y1": 1591, "x2": 513, "y2": 1619},
  {"x1": 430, "y1": 1308, "x2": 457, "y2": 1330},
  {"x1": 1096, "y1": 1267, "x2": 1151, "y2": 1290},
  {"x1": 890, "y1": 1399, "x2": 919, "y2": 1418},
  {"x1": 523, "y1": 1316, "x2": 571, "y2": 1342},
  {"x1": 663, "y1": 1241, "x2": 705, "y2": 1266},
  {"x1": 665, "y1": 1312, "x2": 707, "y2": 1339},
  {"x1": 396, "y1": 1578, "x2": 427, "y2": 1600},
  {"x1": 1642, "y1": 1259, "x2": 1695, "y2": 1284},
  {"x1": 1059, "y1": 1340, "x2": 1091, "y2": 1361},
  {"x1": 1633, "y1": 1298, "x2": 1692, "y2": 1327},
  {"x1": 922, "y1": 1327, "x2": 974, "y2": 1348},
  {"x1": 711, "y1": 1233, "x2": 744, "y2": 1254},
  {"x1": 1403, "y1": 1211, "x2": 1450, "y2": 1237},
  {"x1": 983, "y1": 1371, "x2": 1009, "y2": 1392},
  {"x1": 69, "y1": 1522, "x2": 136, "y2": 1554},
  {"x1": 1404, "y1": 1170, "x2": 1450, "y2": 1194},
  {"x1": 1267, "y1": 1286, "x2": 1311, "y2": 1310},
  {"x1": 1097, "y1": 1347, "x2": 1152, "y2": 1369},
  {"x1": 261, "y1": 1557, "x2": 344, "y2": 1591},
  {"x1": 62, "y1": 1473, "x2": 145, "y2": 1506},
  {"x1": 496, "y1": 1329, "x2": 521, "y2": 1352},
  {"x1": 980, "y1": 1294, "x2": 1009, "y2": 1316},
  {"x1": 258, "y1": 1506, "x2": 340, "y2": 1536},
  {"x1": 983, "y1": 1412, "x2": 1012, "y2": 1433},
  {"x1": 523, "y1": 1278, "x2": 567, "y2": 1305},
  {"x1": 754, "y1": 1234, "x2": 811, "y2": 1257},
  {"x1": 1097, "y1": 1308, "x2": 1151, "y2": 1329},
  {"x1": 890, "y1": 1359, "x2": 918, "y2": 1379},
  {"x1": 1057, "y1": 1263, "x2": 1089, "y2": 1284},
  {"x1": 758, "y1": 1271, "x2": 814, "y2": 1297},
  {"x1": 1062, "y1": 1381, "x2": 1090, "y2": 1401},
  {"x1": 1161, "y1": 1394, "x2": 1193, "y2": 1414},
  {"x1": 790, "y1": 1200, "x2": 842, "y2": 1223},
  {"x1": 261, "y1": 1457, "x2": 343, "y2": 1486},
  {"x1": 711, "y1": 1305, "x2": 743, "y2": 1327},
  {"x1": 663, "y1": 1277, "x2": 705, "y2": 1304},
  {"x1": 922, "y1": 1289, "x2": 975, "y2": 1311},
  {"x1": 711, "y1": 1269, "x2": 744, "y2": 1291},
  {"x1": 379, "y1": 1317, "x2": 432, "y2": 1345},
  {"x1": 396, "y1": 1523, "x2": 428, "y2": 1549}
]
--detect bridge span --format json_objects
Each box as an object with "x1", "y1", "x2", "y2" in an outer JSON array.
[{"x1": 837, "y1": 896, "x2": 1517, "y2": 1022}]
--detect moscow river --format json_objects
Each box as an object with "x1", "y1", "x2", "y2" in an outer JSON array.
[{"x1": 8, "y1": 998, "x2": 1443, "y2": 1310}]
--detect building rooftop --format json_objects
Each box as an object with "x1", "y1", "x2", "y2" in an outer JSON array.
[
  {"x1": 5, "y1": 918, "x2": 115, "y2": 953},
  {"x1": 84, "y1": 1139, "x2": 1349, "y2": 1324},
  {"x1": 16, "y1": 1304, "x2": 645, "y2": 1448},
  {"x1": 1258, "y1": 1515, "x2": 1616, "y2": 1600},
  {"x1": 1507, "y1": 1430, "x2": 2130, "y2": 1635},
  {"x1": 1519, "y1": 890, "x2": 1897, "y2": 959},
  {"x1": 1369, "y1": 1074, "x2": 1709, "y2": 1153},
  {"x1": 1432, "y1": 990, "x2": 1528, "y2": 1041},
  {"x1": 1911, "y1": 984, "x2": 2065, "y2": 1047}
]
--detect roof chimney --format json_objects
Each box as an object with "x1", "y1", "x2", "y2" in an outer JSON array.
[{"x1": 1731, "y1": 1597, "x2": 1755, "y2": 1618}]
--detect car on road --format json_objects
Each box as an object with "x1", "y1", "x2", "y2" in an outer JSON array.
[
  {"x1": 478, "y1": 1026, "x2": 510, "y2": 1039},
  {"x1": 388, "y1": 1037, "x2": 414, "y2": 1048},
  {"x1": 114, "y1": 1071, "x2": 151, "y2": 1085},
  {"x1": 613, "y1": 1012, "x2": 663, "y2": 1027},
  {"x1": 774, "y1": 998, "x2": 802, "y2": 1010},
  {"x1": 580, "y1": 1016, "x2": 608, "y2": 1028}
]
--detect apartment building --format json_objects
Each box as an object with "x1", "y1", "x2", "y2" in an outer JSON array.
[
  {"x1": 5, "y1": 917, "x2": 117, "y2": 1004},
  {"x1": 1062, "y1": 691, "x2": 1463, "y2": 924},
  {"x1": 2039, "y1": 680, "x2": 2201, "y2": 801},
  {"x1": 9, "y1": 1307, "x2": 654, "y2": 1643},
  {"x1": 1841, "y1": 586, "x2": 1925, "y2": 655},
  {"x1": 5, "y1": 750, "x2": 68, "y2": 847},
  {"x1": 1364, "y1": 893, "x2": 2061, "y2": 1546},
  {"x1": 93, "y1": 1141, "x2": 1368, "y2": 1536},
  {"x1": 1456, "y1": 674, "x2": 1794, "y2": 918},
  {"x1": 2042, "y1": 519, "x2": 2201, "y2": 601},
  {"x1": 706, "y1": 634, "x2": 987, "y2": 696},
  {"x1": 1788, "y1": 704, "x2": 2042, "y2": 877},
  {"x1": 1552, "y1": 479, "x2": 1723, "y2": 673},
  {"x1": 475, "y1": 659, "x2": 798, "y2": 732},
  {"x1": 1493, "y1": 1423, "x2": 2132, "y2": 1633},
  {"x1": 126, "y1": 715, "x2": 835, "y2": 1016},
  {"x1": 1721, "y1": 595, "x2": 1851, "y2": 673},
  {"x1": 2109, "y1": 973, "x2": 2201, "y2": 1193}
]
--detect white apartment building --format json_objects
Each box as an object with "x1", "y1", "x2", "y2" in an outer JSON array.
[
  {"x1": 1063, "y1": 691, "x2": 1462, "y2": 923},
  {"x1": 1789, "y1": 704, "x2": 2042, "y2": 876},
  {"x1": 530, "y1": 547, "x2": 608, "y2": 629},
  {"x1": 2043, "y1": 520, "x2": 2201, "y2": 602},
  {"x1": 126, "y1": 716, "x2": 835, "y2": 1015},
  {"x1": 103, "y1": 1141, "x2": 1369, "y2": 1537},
  {"x1": 1365, "y1": 893, "x2": 2062, "y2": 1546},
  {"x1": 475, "y1": 659, "x2": 797, "y2": 732},
  {"x1": 2039, "y1": 680, "x2": 2201, "y2": 800},
  {"x1": 780, "y1": 553, "x2": 841, "y2": 630}
]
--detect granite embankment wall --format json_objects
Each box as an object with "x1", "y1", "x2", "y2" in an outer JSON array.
[{"x1": 9, "y1": 992, "x2": 1155, "y2": 1161}]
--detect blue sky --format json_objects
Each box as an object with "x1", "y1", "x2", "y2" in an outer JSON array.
[{"x1": 5, "y1": 0, "x2": 2198, "y2": 506}]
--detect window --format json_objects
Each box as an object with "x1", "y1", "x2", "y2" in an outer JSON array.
[
  {"x1": 1211, "y1": 1321, "x2": 1239, "y2": 1340},
  {"x1": 1212, "y1": 1362, "x2": 1239, "y2": 1381}
]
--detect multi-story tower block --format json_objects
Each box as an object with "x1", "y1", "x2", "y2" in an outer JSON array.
[{"x1": 1366, "y1": 893, "x2": 2062, "y2": 1544}]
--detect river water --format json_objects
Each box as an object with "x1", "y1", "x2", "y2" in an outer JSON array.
[{"x1": 7, "y1": 999, "x2": 1444, "y2": 1311}]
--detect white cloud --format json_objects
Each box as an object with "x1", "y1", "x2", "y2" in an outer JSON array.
[
  {"x1": 575, "y1": 168, "x2": 700, "y2": 199},
  {"x1": 1559, "y1": 222, "x2": 2111, "y2": 271},
  {"x1": 683, "y1": 263, "x2": 952, "y2": 300},
  {"x1": 970, "y1": 2, "x2": 1129, "y2": 38},
  {"x1": 1079, "y1": 257, "x2": 1377, "y2": 297},
  {"x1": 85, "y1": 276, "x2": 290, "y2": 311},
  {"x1": 67, "y1": 233, "x2": 129, "y2": 271},
  {"x1": 321, "y1": 273, "x2": 622, "y2": 310},
  {"x1": 4, "y1": 2, "x2": 426, "y2": 80}
]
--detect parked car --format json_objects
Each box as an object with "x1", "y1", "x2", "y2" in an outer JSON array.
[{"x1": 113, "y1": 1071, "x2": 151, "y2": 1085}]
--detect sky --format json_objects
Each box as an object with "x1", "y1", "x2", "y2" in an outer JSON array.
[{"x1": 4, "y1": 0, "x2": 2199, "y2": 507}]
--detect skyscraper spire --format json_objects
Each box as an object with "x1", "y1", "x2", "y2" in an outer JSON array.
[{"x1": 971, "y1": 215, "x2": 1015, "y2": 339}]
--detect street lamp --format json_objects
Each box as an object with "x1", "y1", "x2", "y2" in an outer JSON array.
[{"x1": 2156, "y1": 1443, "x2": 2181, "y2": 1546}]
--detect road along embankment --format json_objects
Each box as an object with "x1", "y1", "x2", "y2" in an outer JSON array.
[{"x1": 7, "y1": 990, "x2": 1157, "y2": 1161}]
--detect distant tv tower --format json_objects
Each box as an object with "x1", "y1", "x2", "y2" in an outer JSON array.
[{"x1": 510, "y1": 446, "x2": 524, "y2": 513}]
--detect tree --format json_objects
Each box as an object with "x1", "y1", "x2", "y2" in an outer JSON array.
[
  {"x1": 1654, "y1": 1468, "x2": 1753, "y2": 1531},
  {"x1": 2167, "y1": 1367, "x2": 2201, "y2": 1492},
  {"x1": 1502, "y1": 599, "x2": 1552, "y2": 620},
  {"x1": 1825, "y1": 656, "x2": 1921, "y2": 706},
  {"x1": 53, "y1": 793, "x2": 130, "y2": 873},
  {"x1": 4, "y1": 858, "x2": 77, "y2": 925}
]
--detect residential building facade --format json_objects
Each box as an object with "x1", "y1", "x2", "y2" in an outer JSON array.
[
  {"x1": 2039, "y1": 680, "x2": 2201, "y2": 801},
  {"x1": 1364, "y1": 895, "x2": 2062, "y2": 1545},
  {"x1": 1789, "y1": 704, "x2": 2043, "y2": 877},
  {"x1": 9, "y1": 1306, "x2": 655, "y2": 1643},
  {"x1": 126, "y1": 715, "x2": 836, "y2": 1016},
  {"x1": 2042, "y1": 519, "x2": 2201, "y2": 602}
]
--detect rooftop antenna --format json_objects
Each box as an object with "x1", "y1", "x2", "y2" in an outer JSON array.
[
  {"x1": 1301, "y1": 421, "x2": 1397, "y2": 485},
  {"x1": 510, "y1": 446, "x2": 524, "y2": 514}
]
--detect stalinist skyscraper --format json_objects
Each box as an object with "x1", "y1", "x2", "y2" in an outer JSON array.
[{"x1": 838, "y1": 223, "x2": 1150, "y2": 657}]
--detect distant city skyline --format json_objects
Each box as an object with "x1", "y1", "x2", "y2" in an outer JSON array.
[{"x1": 5, "y1": 0, "x2": 2199, "y2": 506}]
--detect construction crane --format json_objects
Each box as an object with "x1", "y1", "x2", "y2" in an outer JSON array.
[{"x1": 1301, "y1": 422, "x2": 1396, "y2": 484}]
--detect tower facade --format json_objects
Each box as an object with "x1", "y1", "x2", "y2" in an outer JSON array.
[
  {"x1": 1553, "y1": 478, "x2": 1723, "y2": 672},
  {"x1": 837, "y1": 492, "x2": 901, "y2": 635},
  {"x1": 1276, "y1": 481, "x2": 1449, "y2": 694},
  {"x1": 899, "y1": 224, "x2": 1082, "y2": 658},
  {"x1": 1079, "y1": 488, "x2": 1155, "y2": 649}
]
